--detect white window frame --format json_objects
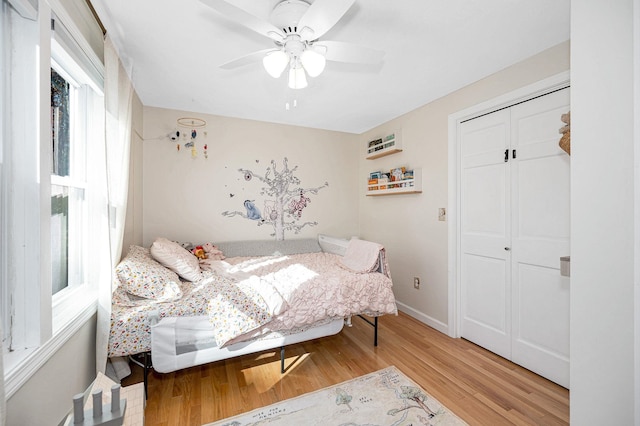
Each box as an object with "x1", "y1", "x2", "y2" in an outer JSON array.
[
  {"x1": 50, "y1": 29, "x2": 93, "y2": 325},
  {"x1": 2, "y1": 0, "x2": 104, "y2": 398},
  {"x1": 1, "y1": 0, "x2": 46, "y2": 368},
  {"x1": 49, "y1": 6, "x2": 105, "y2": 333}
]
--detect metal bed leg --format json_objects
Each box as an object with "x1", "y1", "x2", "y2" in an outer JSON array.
[
  {"x1": 280, "y1": 346, "x2": 285, "y2": 373},
  {"x1": 357, "y1": 315, "x2": 379, "y2": 346},
  {"x1": 374, "y1": 316, "x2": 378, "y2": 347},
  {"x1": 143, "y1": 351, "x2": 150, "y2": 400}
]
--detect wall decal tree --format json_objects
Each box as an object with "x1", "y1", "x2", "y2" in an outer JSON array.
[{"x1": 222, "y1": 158, "x2": 328, "y2": 240}]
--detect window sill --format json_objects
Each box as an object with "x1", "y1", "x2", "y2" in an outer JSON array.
[
  {"x1": 4, "y1": 290, "x2": 97, "y2": 399},
  {"x1": 52, "y1": 285, "x2": 97, "y2": 334}
]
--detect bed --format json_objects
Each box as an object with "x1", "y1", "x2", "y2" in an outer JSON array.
[{"x1": 108, "y1": 234, "x2": 397, "y2": 393}]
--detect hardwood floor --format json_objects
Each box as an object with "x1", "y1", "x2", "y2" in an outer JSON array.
[{"x1": 122, "y1": 312, "x2": 569, "y2": 425}]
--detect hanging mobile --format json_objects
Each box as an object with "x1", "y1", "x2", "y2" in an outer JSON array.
[
  {"x1": 174, "y1": 118, "x2": 207, "y2": 158},
  {"x1": 171, "y1": 130, "x2": 181, "y2": 151}
]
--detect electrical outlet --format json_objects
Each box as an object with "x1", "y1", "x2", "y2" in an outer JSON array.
[
  {"x1": 413, "y1": 277, "x2": 420, "y2": 289},
  {"x1": 438, "y1": 208, "x2": 446, "y2": 221}
]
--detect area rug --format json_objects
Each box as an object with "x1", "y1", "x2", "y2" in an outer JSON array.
[{"x1": 206, "y1": 365, "x2": 467, "y2": 425}]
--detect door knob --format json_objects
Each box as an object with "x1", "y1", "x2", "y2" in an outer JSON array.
[{"x1": 504, "y1": 247, "x2": 511, "y2": 251}]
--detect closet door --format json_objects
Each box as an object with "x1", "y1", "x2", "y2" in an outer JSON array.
[
  {"x1": 460, "y1": 109, "x2": 511, "y2": 360},
  {"x1": 510, "y1": 88, "x2": 570, "y2": 387},
  {"x1": 459, "y1": 87, "x2": 570, "y2": 388}
]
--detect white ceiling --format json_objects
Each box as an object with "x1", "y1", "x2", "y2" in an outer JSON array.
[{"x1": 90, "y1": 0, "x2": 570, "y2": 134}]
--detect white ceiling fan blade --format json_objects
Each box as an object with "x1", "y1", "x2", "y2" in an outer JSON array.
[
  {"x1": 200, "y1": 0, "x2": 284, "y2": 42},
  {"x1": 297, "y1": 0, "x2": 355, "y2": 41},
  {"x1": 314, "y1": 41, "x2": 384, "y2": 64},
  {"x1": 220, "y1": 48, "x2": 275, "y2": 69}
]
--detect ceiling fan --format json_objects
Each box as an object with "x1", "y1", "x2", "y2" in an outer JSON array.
[{"x1": 200, "y1": 0, "x2": 385, "y2": 89}]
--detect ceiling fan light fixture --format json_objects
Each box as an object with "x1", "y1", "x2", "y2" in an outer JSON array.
[
  {"x1": 288, "y1": 63, "x2": 308, "y2": 89},
  {"x1": 300, "y1": 49, "x2": 326, "y2": 77},
  {"x1": 263, "y1": 50, "x2": 289, "y2": 78}
]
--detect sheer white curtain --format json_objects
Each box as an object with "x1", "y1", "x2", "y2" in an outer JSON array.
[
  {"x1": 88, "y1": 78, "x2": 111, "y2": 376},
  {"x1": 96, "y1": 35, "x2": 133, "y2": 375}
]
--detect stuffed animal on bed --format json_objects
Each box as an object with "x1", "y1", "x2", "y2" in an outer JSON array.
[
  {"x1": 197, "y1": 243, "x2": 226, "y2": 271},
  {"x1": 202, "y1": 242, "x2": 225, "y2": 260},
  {"x1": 191, "y1": 246, "x2": 207, "y2": 259}
]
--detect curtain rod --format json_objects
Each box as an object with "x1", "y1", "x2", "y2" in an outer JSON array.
[{"x1": 85, "y1": 0, "x2": 106, "y2": 36}]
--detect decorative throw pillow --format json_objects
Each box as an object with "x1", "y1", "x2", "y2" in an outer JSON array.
[
  {"x1": 150, "y1": 237, "x2": 202, "y2": 282},
  {"x1": 115, "y1": 245, "x2": 183, "y2": 300}
]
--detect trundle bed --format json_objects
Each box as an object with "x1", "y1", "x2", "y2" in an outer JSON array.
[{"x1": 108, "y1": 234, "x2": 397, "y2": 394}]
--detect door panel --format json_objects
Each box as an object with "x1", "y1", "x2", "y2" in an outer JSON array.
[
  {"x1": 463, "y1": 164, "x2": 507, "y2": 236},
  {"x1": 515, "y1": 264, "x2": 570, "y2": 354},
  {"x1": 517, "y1": 155, "x2": 570, "y2": 242},
  {"x1": 461, "y1": 253, "x2": 510, "y2": 358},
  {"x1": 460, "y1": 109, "x2": 511, "y2": 359},
  {"x1": 510, "y1": 88, "x2": 570, "y2": 387},
  {"x1": 512, "y1": 263, "x2": 570, "y2": 386}
]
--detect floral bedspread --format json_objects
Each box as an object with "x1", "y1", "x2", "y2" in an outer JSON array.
[{"x1": 108, "y1": 271, "x2": 225, "y2": 357}]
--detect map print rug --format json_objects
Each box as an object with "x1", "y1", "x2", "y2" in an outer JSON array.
[{"x1": 206, "y1": 365, "x2": 468, "y2": 425}]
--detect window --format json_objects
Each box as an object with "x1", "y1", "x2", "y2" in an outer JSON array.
[
  {"x1": 50, "y1": 66, "x2": 88, "y2": 296},
  {"x1": 49, "y1": 22, "x2": 103, "y2": 333},
  {"x1": 1, "y1": 0, "x2": 105, "y2": 395}
]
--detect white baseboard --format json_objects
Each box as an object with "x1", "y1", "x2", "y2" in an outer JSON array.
[{"x1": 395, "y1": 301, "x2": 449, "y2": 335}]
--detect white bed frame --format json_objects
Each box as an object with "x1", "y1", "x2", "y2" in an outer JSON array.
[
  {"x1": 151, "y1": 315, "x2": 345, "y2": 374},
  {"x1": 142, "y1": 235, "x2": 382, "y2": 396}
]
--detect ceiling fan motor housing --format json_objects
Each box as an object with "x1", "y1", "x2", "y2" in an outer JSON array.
[{"x1": 270, "y1": 0, "x2": 311, "y2": 34}]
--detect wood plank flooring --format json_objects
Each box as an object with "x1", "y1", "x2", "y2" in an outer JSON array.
[{"x1": 122, "y1": 312, "x2": 569, "y2": 425}]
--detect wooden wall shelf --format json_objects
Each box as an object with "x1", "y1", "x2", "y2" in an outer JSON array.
[
  {"x1": 366, "y1": 130, "x2": 402, "y2": 159},
  {"x1": 366, "y1": 168, "x2": 422, "y2": 196}
]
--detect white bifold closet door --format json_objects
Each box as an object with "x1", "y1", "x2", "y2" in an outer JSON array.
[{"x1": 460, "y1": 87, "x2": 570, "y2": 388}]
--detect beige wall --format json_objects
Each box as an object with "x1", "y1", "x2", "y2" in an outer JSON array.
[
  {"x1": 358, "y1": 41, "x2": 570, "y2": 330},
  {"x1": 140, "y1": 107, "x2": 359, "y2": 246}
]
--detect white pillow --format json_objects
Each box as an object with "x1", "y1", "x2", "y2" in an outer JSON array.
[{"x1": 150, "y1": 237, "x2": 202, "y2": 282}]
